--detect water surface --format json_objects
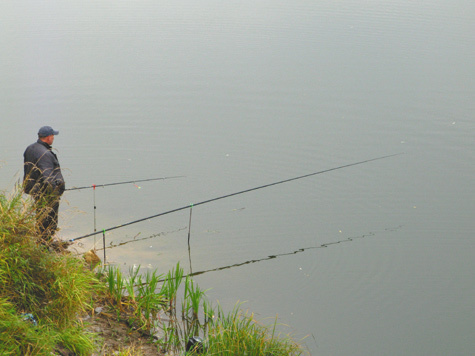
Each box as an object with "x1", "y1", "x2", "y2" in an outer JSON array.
[{"x1": 1, "y1": 1, "x2": 474, "y2": 355}]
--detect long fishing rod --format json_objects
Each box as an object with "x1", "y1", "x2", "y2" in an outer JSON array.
[
  {"x1": 69, "y1": 153, "x2": 403, "y2": 243},
  {"x1": 65, "y1": 175, "x2": 185, "y2": 191}
]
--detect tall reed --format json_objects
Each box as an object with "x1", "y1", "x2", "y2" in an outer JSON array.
[
  {"x1": 182, "y1": 276, "x2": 206, "y2": 321},
  {"x1": 160, "y1": 262, "x2": 184, "y2": 312},
  {"x1": 134, "y1": 267, "x2": 164, "y2": 331},
  {"x1": 104, "y1": 265, "x2": 125, "y2": 309}
]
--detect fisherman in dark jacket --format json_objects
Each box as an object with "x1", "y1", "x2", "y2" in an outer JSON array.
[{"x1": 24, "y1": 126, "x2": 65, "y2": 244}]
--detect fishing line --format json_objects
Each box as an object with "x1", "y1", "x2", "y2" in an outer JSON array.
[
  {"x1": 65, "y1": 175, "x2": 185, "y2": 191},
  {"x1": 69, "y1": 153, "x2": 403, "y2": 243}
]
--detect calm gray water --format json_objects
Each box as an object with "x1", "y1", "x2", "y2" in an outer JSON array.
[{"x1": 1, "y1": 1, "x2": 474, "y2": 355}]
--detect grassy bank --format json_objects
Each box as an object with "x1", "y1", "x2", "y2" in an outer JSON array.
[
  {"x1": 0, "y1": 187, "x2": 305, "y2": 355},
  {"x1": 0, "y1": 189, "x2": 98, "y2": 355}
]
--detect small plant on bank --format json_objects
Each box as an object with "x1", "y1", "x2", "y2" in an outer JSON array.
[{"x1": 204, "y1": 304, "x2": 303, "y2": 355}]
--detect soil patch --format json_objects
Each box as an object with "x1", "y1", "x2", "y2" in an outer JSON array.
[{"x1": 83, "y1": 312, "x2": 166, "y2": 356}]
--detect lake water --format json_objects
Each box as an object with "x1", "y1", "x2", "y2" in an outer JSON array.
[{"x1": 1, "y1": 1, "x2": 474, "y2": 355}]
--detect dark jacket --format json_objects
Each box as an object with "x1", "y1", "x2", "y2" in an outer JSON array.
[{"x1": 23, "y1": 139, "x2": 65, "y2": 196}]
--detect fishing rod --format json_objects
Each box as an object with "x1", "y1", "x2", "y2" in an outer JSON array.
[
  {"x1": 65, "y1": 175, "x2": 185, "y2": 191},
  {"x1": 69, "y1": 153, "x2": 403, "y2": 243}
]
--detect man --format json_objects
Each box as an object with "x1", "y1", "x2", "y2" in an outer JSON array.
[{"x1": 23, "y1": 126, "x2": 65, "y2": 244}]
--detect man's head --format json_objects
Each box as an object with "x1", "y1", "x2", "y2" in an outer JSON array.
[{"x1": 38, "y1": 126, "x2": 59, "y2": 145}]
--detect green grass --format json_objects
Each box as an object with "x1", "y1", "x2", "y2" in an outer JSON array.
[{"x1": 1, "y1": 186, "x2": 305, "y2": 355}]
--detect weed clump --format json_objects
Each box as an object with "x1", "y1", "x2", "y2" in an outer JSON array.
[{"x1": 205, "y1": 305, "x2": 303, "y2": 355}]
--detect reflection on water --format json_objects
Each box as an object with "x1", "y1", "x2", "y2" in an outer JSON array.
[
  {"x1": 187, "y1": 226, "x2": 402, "y2": 279},
  {"x1": 86, "y1": 224, "x2": 402, "y2": 284},
  {"x1": 101, "y1": 227, "x2": 187, "y2": 251}
]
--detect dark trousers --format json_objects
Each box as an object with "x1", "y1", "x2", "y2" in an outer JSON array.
[{"x1": 34, "y1": 195, "x2": 60, "y2": 242}]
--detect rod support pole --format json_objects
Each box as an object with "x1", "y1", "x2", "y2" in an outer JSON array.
[
  {"x1": 93, "y1": 184, "x2": 97, "y2": 247},
  {"x1": 187, "y1": 203, "x2": 193, "y2": 246},
  {"x1": 102, "y1": 229, "x2": 106, "y2": 265}
]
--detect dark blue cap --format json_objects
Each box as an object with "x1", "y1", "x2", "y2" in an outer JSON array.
[{"x1": 38, "y1": 126, "x2": 59, "y2": 137}]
